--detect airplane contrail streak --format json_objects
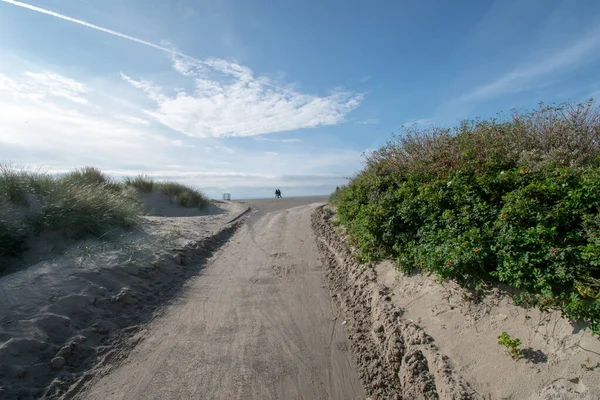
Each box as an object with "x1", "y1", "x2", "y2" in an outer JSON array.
[
  {"x1": 0, "y1": 0, "x2": 324, "y2": 95},
  {"x1": 1, "y1": 0, "x2": 198, "y2": 62}
]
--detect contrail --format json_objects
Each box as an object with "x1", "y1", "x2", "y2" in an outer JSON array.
[
  {"x1": 0, "y1": 0, "x2": 197, "y2": 62},
  {"x1": 0, "y1": 0, "x2": 322, "y2": 95}
]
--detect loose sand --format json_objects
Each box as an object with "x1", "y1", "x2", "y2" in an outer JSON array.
[
  {"x1": 0, "y1": 199, "x2": 248, "y2": 399},
  {"x1": 4, "y1": 197, "x2": 597, "y2": 399},
  {"x1": 81, "y1": 197, "x2": 365, "y2": 400},
  {"x1": 313, "y1": 205, "x2": 600, "y2": 400}
]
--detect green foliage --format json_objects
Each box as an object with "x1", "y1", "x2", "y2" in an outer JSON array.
[
  {"x1": 498, "y1": 332, "x2": 522, "y2": 360},
  {"x1": 334, "y1": 101, "x2": 600, "y2": 335},
  {"x1": 156, "y1": 182, "x2": 209, "y2": 209},
  {"x1": 329, "y1": 185, "x2": 347, "y2": 206},
  {"x1": 124, "y1": 175, "x2": 155, "y2": 193}
]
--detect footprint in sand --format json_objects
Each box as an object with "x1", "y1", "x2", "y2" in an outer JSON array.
[{"x1": 269, "y1": 252, "x2": 290, "y2": 259}]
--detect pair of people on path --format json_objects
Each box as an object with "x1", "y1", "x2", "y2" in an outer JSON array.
[{"x1": 275, "y1": 189, "x2": 282, "y2": 198}]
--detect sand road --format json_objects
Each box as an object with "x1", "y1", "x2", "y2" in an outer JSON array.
[{"x1": 83, "y1": 197, "x2": 365, "y2": 400}]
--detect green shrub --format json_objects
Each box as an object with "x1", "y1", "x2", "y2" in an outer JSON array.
[
  {"x1": 494, "y1": 167, "x2": 600, "y2": 332},
  {"x1": 334, "y1": 101, "x2": 600, "y2": 335},
  {"x1": 498, "y1": 332, "x2": 522, "y2": 360},
  {"x1": 329, "y1": 185, "x2": 347, "y2": 206}
]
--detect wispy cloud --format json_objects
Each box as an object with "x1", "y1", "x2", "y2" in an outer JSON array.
[
  {"x1": 255, "y1": 137, "x2": 302, "y2": 143},
  {"x1": 359, "y1": 75, "x2": 372, "y2": 83},
  {"x1": 114, "y1": 114, "x2": 151, "y2": 126},
  {"x1": 0, "y1": 68, "x2": 360, "y2": 198},
  {"x1": 122, "y1": 56, "x2": 362, "y2": 138},
  {"x1": 0, "y1": 1, "x2": 326, "y2": 98},
  {"x1": 171, "y1": 139, "x2": 194, "y2": 148},
  {"x1": 0, "y1": 71, "x2": 88, "y2": 105},
  {"x1": 462, "y1": 27, "x2": 600, "y2": 102},
  {"x1": 0, "y1": 0, "x2": 363, "y2": 197},
  {"x1": 0, "y1": 0, "x2": 194, "y2": 61},
  {"x1": 2, "y1": 1, "x2": 363, "y2": 138},
  {"x1": 356, "y1": 118, "x2": 379, "y2": 125},
  {"x1": 402, "y1": 118, "x2": 432, "y2": 127},
  {"x1": 0, "y1": 71, "x2": 175, "y2": 168}
]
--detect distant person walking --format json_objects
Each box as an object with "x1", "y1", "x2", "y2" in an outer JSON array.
[{"x1": 275, "y1": 189, "x2": 282, "y2": 198}]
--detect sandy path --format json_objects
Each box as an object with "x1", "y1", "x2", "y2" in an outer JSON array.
[{"x1": 84, "y1": 198, "x2": 365, "y2": 400}]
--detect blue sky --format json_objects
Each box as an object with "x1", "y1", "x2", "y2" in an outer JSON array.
[{"x1": 1, "y1": 0, "x2": 600, "y2": 199}]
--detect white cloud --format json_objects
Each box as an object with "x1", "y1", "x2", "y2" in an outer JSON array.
[
  {"x1": 119, "y1": 73, "x2": 167, "y2": 103},
  {"x1": 171, "y1": 139, "x2": 195, "y2": 148},
  {"x1": 115, "y1": 114, "x2": 151, "y2": 126},
  {"x1": 0, "y1": 71, "x2": 177, "y2": 167},
  {"x1": 0, "y1": 71, "x2": 88, "y2": 105},
  {"x1": 166, "y1": 49, "x2": 206, "y2": 77},
  {"x1": 2, "y1": 1, "x2": 363, "y2": 139},
  {"x1": 254, "y1": 137, "x2": 301, "y2": 143},
  {"x1": 122, "y1": 57, "x2": 362, "y2": 138},
  {"x1": 0, "y1": 68, "x2": 361, "y2": 199},
  {"x1": 172, "y1": 58, "x2": 198, "y2": 76},
  {"x1": 356, "y1": 118, "x2": 379, "y2": 125},
  {"x1": 462, "y1": 27, "x2": 600, "y2": 101}
]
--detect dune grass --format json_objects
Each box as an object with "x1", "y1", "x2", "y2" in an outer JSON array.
[
  {"x1": 63, "y1": 166, "x2": 122, "y2": 192},
  {"x1": 124, "y1": 175, "x2": 154, "y2": 193},
  {"x1": 33, "y1": 180, "x2": 143, "y2": 239},
  {"x1": 0, "y1": 201, "x2": 24, "y2": 258},
  {"x1": 0, "y1": 166, "x2": 145, "y2": 267},
  {"x1": 0, "y1": 164, "x2": 54, "y2": 204},
  {"x1": 0, "y1": 165, "x2": 212, "y2": 271},
  {"x1": 156, "y1": 181, "x2": 210, "y2": 209},
  {"x1": 123, "y1": 175, "x2": 210, "y2": 209}
]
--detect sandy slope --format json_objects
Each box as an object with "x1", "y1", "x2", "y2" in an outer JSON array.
[
  {"x1": 313, "y1": 205, "x2": 600, "y2": 400},
  {"x1": 0, "y1": 201, "x2": 248, "y2": 399},
  {"x1": 82, "y1": 198, "x2": 365, "y2": 400}
]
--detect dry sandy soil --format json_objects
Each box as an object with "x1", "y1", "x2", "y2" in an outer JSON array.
[
  {"x1": 80, "y1": 197, "x2": 365, "y2": 400},
  {"x1": 3, "y1": 197, "x2": 598, "y2": 400},
  {"x1": 313, "y1": 205, "x2": 600, "y2": 400},
  {"x1": 0, "y1": 198, "x2": 249, "y2": 399}
]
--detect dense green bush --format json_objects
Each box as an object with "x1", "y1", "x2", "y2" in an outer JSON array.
[
  {"x1": 333, "y1": 101, "x2": 600, "y2": 334},
  {"x1": 329, "y1": 185, "x2": 347, "y2": 206}
]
